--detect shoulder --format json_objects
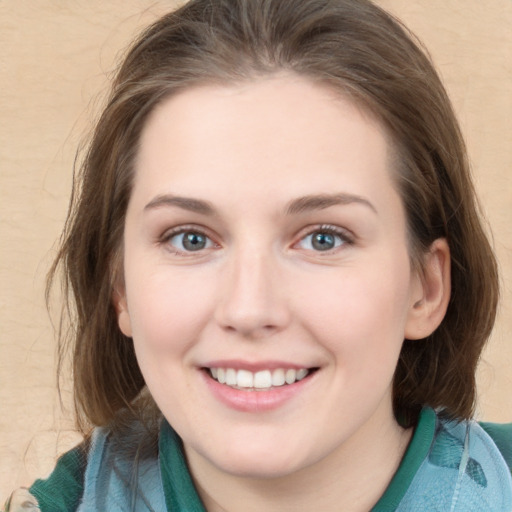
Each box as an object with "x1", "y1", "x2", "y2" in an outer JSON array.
[
  {"x1": 5, "y1": 418, "x2": 164, "y2": 512},
  {"x1": 31, "y1": 440, "x2": 87, "y2": 512},
  {"x1": 78, "y1": 421, "x2": 166, "y2": 510},
  {"x1": 397, "y1": 412, "x2": 512, "y2": 511},
  {"x1": 3, "y1": 440, "x2": 87, "y2": 512},
  {"x1": 479, "y1": 420, "x2": 512, "y2": 473}
]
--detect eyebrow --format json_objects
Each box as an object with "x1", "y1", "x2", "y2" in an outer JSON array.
[
  {"x1": 144, "y1": 192, "x2": 377, "y2": 216},
  {"x1": 285, "y1": 193, "x2": 377, "y2": 215},
  {"x1": 144, "y1": 195, "x2": 216, "y2": 215}
]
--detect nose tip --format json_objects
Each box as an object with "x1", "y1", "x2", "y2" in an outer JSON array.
[
  {"x1": 223, "y1": 318, "x2": 281, "y2": 339},
  {"x1": 214, "y1": 253, "x2": 290, "y2": 339}
]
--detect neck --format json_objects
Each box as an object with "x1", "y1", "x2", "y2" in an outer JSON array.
[{"x1": 186, "y1": 403, "x2": 413, "y2": 512}]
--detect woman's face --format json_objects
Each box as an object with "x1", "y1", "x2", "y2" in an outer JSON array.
[{"x1": 117, "y1": 75, "x2": 426, "y2": 478}]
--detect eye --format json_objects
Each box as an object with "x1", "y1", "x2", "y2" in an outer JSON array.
[
  {"x1": 168, "y1": 230, "x2": 214, "y2": 252},
  {"x1": 296, "y1": 226, "x2": 350, "y2": 252}
]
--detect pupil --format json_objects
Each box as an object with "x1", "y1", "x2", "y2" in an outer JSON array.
[
  {"x1": 183, "y1": 232, "x2": 206, "y2": 251},
  {"x1": 312, "y1": 232, "x2": 334, "y2": 251}
]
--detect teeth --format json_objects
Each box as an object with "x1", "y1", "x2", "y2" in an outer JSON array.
[
  {"x1": 271, "y1": 368, "x2": 285, "y2": 386},
  {"x1": 208, "y1": 367, "x2": 311, "y2": 390},
  {"x1": 254, "y1": 370, "x2": 272, "y2": 389},
  {"x1": 296, "y1": 368, "x2": 308, "y2": 380},
  {"x1": 285, "y1": 369, "x2": 296, "y2": 384},
  {"x1": 225, "y1": 368, "x2": 237, "y2": 386},
  {"x1": 237, "y1": 369, "x2": 253, "y2": 388}
]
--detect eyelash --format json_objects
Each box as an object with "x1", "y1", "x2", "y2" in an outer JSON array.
[
  {"x1": 293, "y1": 224, "x2": 354, "y2": 253},
  {"x1": 159, "y1": 224, "x2": 354, "y2": 256},
  {"x1": 160, "y1": 225, "x2": 218, "y2": 256}
]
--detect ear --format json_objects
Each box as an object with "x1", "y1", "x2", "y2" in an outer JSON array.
[
  {"x1": 405, "y1": 238, "x2": 451, "y2": 340},
  {"x1": 112, "y1": 286, "x2": 133, "y2": 338}
]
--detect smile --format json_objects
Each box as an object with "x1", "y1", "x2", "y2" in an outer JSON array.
[
  {"x1": 207, "y1": 367, "x2": 314, "y2": 390},
  {"x1": 202, "y1": 364, "x2": 319, "y2": 412}
]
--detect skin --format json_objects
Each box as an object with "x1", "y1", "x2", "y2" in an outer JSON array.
[{"x1": 115, "y1": 75, "x2": 450, "y2": 511}]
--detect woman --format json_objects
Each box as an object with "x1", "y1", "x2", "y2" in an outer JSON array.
[{"x1": 5, "y1": 0, "x2": 511, "y2": 510}]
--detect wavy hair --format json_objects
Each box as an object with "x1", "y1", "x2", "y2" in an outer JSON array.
[{"x1": 49, "y1": 0, "x2": 499, "y2": 431}]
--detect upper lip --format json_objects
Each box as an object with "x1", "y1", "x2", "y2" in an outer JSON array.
[{"x1": 201, "y1": 360, "x2": 316, "y2": 372}]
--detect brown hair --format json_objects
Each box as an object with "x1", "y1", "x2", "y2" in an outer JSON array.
[{"x1": 49, "y1": 0, "x2": 499, "y2": 431}]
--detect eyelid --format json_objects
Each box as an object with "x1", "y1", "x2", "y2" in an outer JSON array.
[
  {"x1": 160, "y1": 224, "x2": 220, "y2": 255},
  {"x1": 292, "y1": 224, "x2": 355, "y2": 251}
]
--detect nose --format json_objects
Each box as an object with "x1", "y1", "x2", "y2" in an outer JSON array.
[{"x1": 214, "y1": 248, "x2": 291, "y2": 339}]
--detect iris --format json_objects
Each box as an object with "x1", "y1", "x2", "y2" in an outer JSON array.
[
  {"x1": 312, "y1": 232, "x2": 336, "y2": 251},
  {"x1": 182, "y1": 232, "x2": 207, "y2": 251}
]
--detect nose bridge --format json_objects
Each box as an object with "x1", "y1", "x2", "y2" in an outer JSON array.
[{"x1": 216, "y1": 242, "x2": 289, "y2": 337}]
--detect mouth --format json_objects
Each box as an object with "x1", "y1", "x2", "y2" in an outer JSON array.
[{"x1": 203, "y1": 366, "x2": 318, "y2": 391}]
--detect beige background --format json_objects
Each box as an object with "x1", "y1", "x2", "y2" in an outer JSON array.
[{"x1": 1, "y1": 0, "x2": 511, "y2": 501}]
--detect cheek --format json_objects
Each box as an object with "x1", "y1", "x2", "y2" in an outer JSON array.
[
  {"x1": 297, "y1": 260, "x2": 412, "y2": 363},
  {"x1": 125, "y1": 264, "x2": 218, "y2": 355}
]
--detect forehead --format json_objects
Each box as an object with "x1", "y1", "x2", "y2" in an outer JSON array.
[{"x1": 133, "y1": 75, "x2": 399, "y2": 215}]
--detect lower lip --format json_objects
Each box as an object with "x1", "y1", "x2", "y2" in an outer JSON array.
[{"x1": 202, "y1": 370, "x2": 315, "y2": 412}]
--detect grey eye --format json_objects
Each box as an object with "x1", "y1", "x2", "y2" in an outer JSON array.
[
  {"x1": 170, "y1": 231, "x2": 212, "y2": 251},
  {"x1": 298, "y1": 230, "x2": 344, "y2": 252},
  {"x1": 311, "y1": 232, "x2": 336, "y2": 251}
]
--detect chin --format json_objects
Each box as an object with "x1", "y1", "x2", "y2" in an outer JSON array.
[
  {"x1": 220, "y1": 460, "x2": 304, "y2": 480},
  {"x1": 204, "y1": 443, "x2": 314, "y2": 480}
]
